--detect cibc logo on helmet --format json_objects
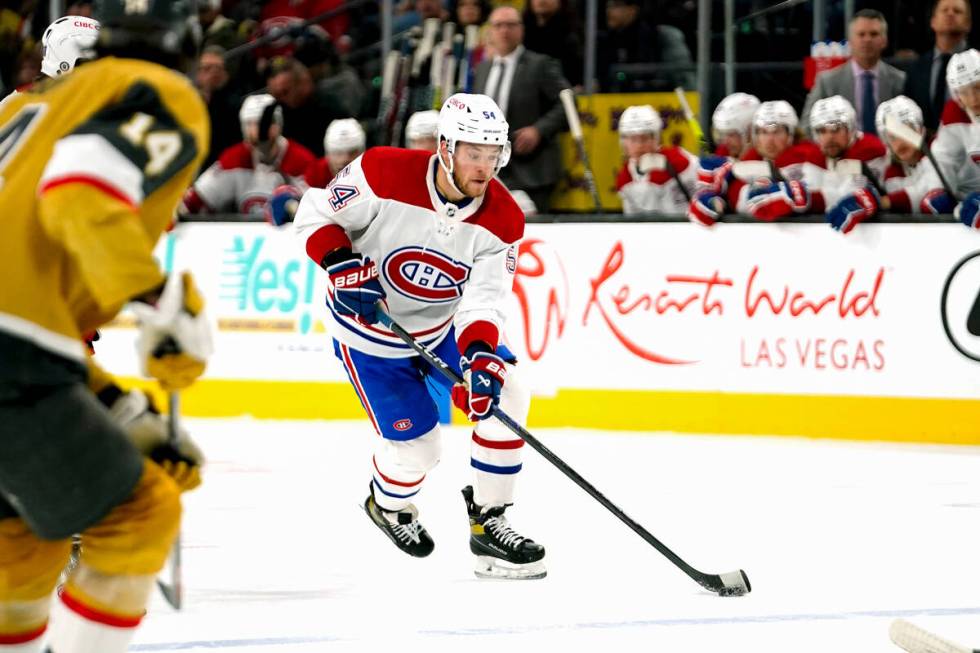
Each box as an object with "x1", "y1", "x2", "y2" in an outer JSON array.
[{"x1": 941, "y1": 250, "x2": 980, "y2": 362}]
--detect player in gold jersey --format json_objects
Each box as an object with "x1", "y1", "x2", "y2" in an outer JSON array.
[{"x1": 0, "y1": 2, "x2": 211, "y2": 652}]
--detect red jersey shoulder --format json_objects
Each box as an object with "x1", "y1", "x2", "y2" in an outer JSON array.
[
  {"x1": 660, "y1": 146, "x2": 694, "y2": 173},
  {"x1": 883, "y1": 162, "x2": 906, "y2": 180},
  {"x1": 740, "y1": 148, "x2": 762, "y2": 161},
  {"x1": 304, "y1": 158, "x2": 334, "y2": 188},
  {"x1": 217, "y1": 142, "x2": 254, "y2": 171},
  {"x1": 714, "y1": 143, "x2": 732, "y2": 157},
  {"x1": 361, "y1": 146, "x2": 433, "y2": 209},
  {"x1": 941, "y1": 99, "x2": 971, "y2": 126},
  {"x1": 846, "y1": 134, "x2": 887, "y2": 161},
  {"x1": 790, "y1": 140, "x2": 825, "y2": 167},
  {"x1": 280, "y1": 140, "x2": 316, "y2": 176},
  {"x1": 615, "y1": 162, "x2": 632, "y2": 190},
  {"x1": 466, "y1": 179, "x2": 524, "y2": 244}
]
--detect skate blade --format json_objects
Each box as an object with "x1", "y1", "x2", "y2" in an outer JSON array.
[{"x1": 473, "y1": 555, "x2": 547, "y2": 580}]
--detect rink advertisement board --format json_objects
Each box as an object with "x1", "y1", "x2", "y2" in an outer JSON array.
[{"x1": 96, "y1": 221, "x2": 980, "y2": 443}]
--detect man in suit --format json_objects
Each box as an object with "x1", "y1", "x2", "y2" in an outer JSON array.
[
  {"x1": 902, "y1": 0, "x2": 972, "y2": 131},
  {"x1": 473, "y1": 6, "x2": 569, "y2": 213},
  {"x1": 802, "y1": 9, "x2": 906, "y2": 137}
]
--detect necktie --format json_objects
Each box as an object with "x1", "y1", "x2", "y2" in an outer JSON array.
[
  {"x1": 861, "y1": 71, "x2": 876, "y2": 135},
  {"x1": 486, "y1": 59, "x2": 505, "y2": 107},
  {"x1": 933, "y1": 53, "x2": 952, "y2": 121}
]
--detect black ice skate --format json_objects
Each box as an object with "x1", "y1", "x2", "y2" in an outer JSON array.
[
  {"x1": 364, "y1": 484, "x2": 434, "y2": 558},
  {"x1": 462, "y1": 485, "x2": 546, "y2": 580}
]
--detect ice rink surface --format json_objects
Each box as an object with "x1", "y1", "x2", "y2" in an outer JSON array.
[{"x1": 130, "y1": 418, "x2": 980, "y2": 652}]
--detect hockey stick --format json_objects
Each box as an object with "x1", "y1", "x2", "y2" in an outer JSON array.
[
  {"x1": 884, "y1": 114, "x2": 959, "y2": 201},
  {"x1": 890, "y1": 619, "x2": 977, "y2": 653},
  {"x1": 375, "y1": 310, "x2": 751, "y2": 596},
  {"x1": 155, "y1": 389, "x2": 183, "y2": 610},
  {"x1": 559, "y1": 89, "x2": 603, "y2": 212},
  {"x1": 674, "y1": 87, "x2": 711, "y2": 156}
]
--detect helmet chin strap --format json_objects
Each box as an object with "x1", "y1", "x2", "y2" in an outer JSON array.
[{"x1": 437, "y1": 143, "x2": 466, "y2": 198}]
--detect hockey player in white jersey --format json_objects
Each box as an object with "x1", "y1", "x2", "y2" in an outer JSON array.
[
  {"x1": 615, "y1": 104, "x2": 698, "y2": 215},
  {"x1": 182, "y1": 93, "x2": 314, "y2": 217},
  {"x1": 405, "y1": 110, "x2": 440, "y2": 152},
  {"x1": 932, "y1": 48, "x2": 980, "y2": 228},
  {"x1": 294, "y1": 93, "x2": 545, "y2": 579}
]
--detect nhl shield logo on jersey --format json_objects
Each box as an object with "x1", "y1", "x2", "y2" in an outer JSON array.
[{"x1": 383, "y1": 247, "x2": 471, "y2": 303}]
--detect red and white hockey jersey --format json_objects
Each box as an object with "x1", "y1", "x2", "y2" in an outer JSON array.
[
  {"x1": 183, "y1": 137, "x2": 314, "y2": 215},
  {"x1": 932, "y1": 100, "x2": 980, "y2": 196},
  {"x1": 726, "y1": 142, "x2": 824, "y2": 213},
  {"x1": 294, "y1": 147, "x2": 524, "y2": 359},
  {"x1": 615, "y1": 146, "x2": 698, "y2": 215},
  {"x1": 304, "y1": 158, "x2": 335, "y2": 189},
  {"x1": 881, "y1": 157, "x2": 944, "y2": 212},
  {"x1": 810, "y1": 133, "x2": 888, "y2": 210}
]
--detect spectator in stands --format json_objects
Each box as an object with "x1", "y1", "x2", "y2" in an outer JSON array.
[
  {"x1": 261, "y1": 0, "x2": 350, "y2": 44},
  {"x1": 195, "y1": 46, "x2": 244, "y2": 170},
  {"x1": 451, "y1": 0, "x2": 491, "y2": 68},
  {"x1": 266, "y1": 56, "x2": 353, "y2": 157},
  {"x1": 523, "y1": 0, "x2": 583, "y2": 87},
  {"x1": 596, "y1": 0, "x2": 694, "y2": 92},
  {"x1": 405, "y1": 109, "x2": 439, "y2": 151},
  {"x1": 473, "y1": 6, "x2": 569, "y2": 212},
  {"x1": 902, "y1": 0, "x2": 972, "y2": 131},
  {"x1": 294, "y1": 33, "x2": 367, "y2": 118},
  {"x1": 305, "y1": 118, "x2": 366, "y2": 188},
  {"x1": 615, "y1": 105, "x2": 698, "y2": 215},
  {"x1": 182, "y1": 93, "x2": 315, "y2": 218},
  {"x1": 802, "y1": 9, "x2": 906, "y2": 137},
  {"x1": 395, "y1": 0, "x2": 450, "y2": 33},
  {"x1": 65, "y1": 1, "x2": 93, "y2": 17},
  {"x1": 199, "y1": 0, "x2": 244, "y2": 52}
]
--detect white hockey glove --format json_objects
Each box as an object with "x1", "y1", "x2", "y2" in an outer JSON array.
[
  {"x1": 106, "y1": 389, "x2": 205, "y2": 492},
  {"x1": 131, "y1": 272, "x2": 213, "y2": 391}
]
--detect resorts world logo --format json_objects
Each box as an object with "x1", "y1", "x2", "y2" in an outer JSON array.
[{"x1": 941, "y1": 250, "x2": 980, "y2": 362}]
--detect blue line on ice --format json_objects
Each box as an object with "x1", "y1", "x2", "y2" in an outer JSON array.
[{"x1": 132, "y1": 606, "x2": 980, "y2": 650}]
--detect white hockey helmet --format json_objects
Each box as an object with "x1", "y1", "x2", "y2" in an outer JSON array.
[
  {"x1": 752, "y1": 100, "x2": 799, "y2": 135},
  {"x1": 712, "y1": 92, "x2": 760, "y2": 137},
  {"x1": 406, "y1": 110, "x2": 440, "y2": 142},
  {"x1": 40, "y1": 16, "x2": 100, "y2": 78},
  {"x1": 875, "y1": 95, "x2": 925, "y2": 144},
  {"x1": 618, "y1": 105, "x2": 663, "y2": 137},
  {"x1": 324, "y1": 118, "x2": 366, "y2": 154},
  {"x1": 438, "y1": 93, "x2": 511, "y2": 173},
  {"x1": 809, "y1": 95, "x2": 857, "y2": 136},
  {"x1": 239, "y1": 93, "x2": 283, "y2": 136},
  {"x1": 946, "y1": 48, "x2": 980, "y2": 93}
]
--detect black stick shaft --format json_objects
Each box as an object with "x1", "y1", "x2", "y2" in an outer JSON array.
[{"x1": 375, "y1": 312, "x2": 739, "y2": 592}]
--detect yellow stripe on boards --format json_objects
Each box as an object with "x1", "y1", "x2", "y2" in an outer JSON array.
[{"x1": 116, "y1": 378, "x2": 980, "y2": 445}]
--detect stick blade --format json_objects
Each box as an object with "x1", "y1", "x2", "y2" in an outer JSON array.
[
  {"x1": 884, "y1": 114, "x2": 925, "y2": 150},
  {"x1": 698, "y1": 569, "x2": 751, "y2": 596},
  {"x1": 889, "y1": 619, "x2": 973, "y2": 653},
  {"x1": 156, "y1": 579, "x2": 182, "y2": 610}
]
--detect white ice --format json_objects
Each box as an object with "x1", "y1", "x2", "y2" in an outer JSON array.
[{"x1": 129, "y1": 419, "x2": 980, "y2": 652}]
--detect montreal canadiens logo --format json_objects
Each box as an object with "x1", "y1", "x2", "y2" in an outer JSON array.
[
  {"x1": 393, "y1": 419, "x2": 413, "y2": 431},
  {"x1": 383, "y1": 247, "x2": 470, "y2": 303}
]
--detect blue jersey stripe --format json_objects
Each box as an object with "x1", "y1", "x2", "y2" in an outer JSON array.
[{"x1": 373, "y1": 477, "x2": 421, "y2": 499}]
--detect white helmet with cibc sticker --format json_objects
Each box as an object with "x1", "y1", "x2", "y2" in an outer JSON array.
[
  {"x1": 41, "y1": 16, "x2": 100, "y2": 78},
  {"x1": 406, "y1": 110, "x2": 440, "y2": 141},
  {"x1": 752, "y1": 100, "x2": 799, "y2": 135},
  {"x1": 438, "y1": 93, "x2": 511, "y2": 172},
  {"x1": 712, "y1": 92, "x2": 760, "y2": 137},
  {"x1": 618, "y1": 105, "x2": 663, "y2": 136},
  {"x1": 875, "y1": 95, "x2": 925, "y2": 143},
  {"x1": 324, "y1": 118, "x2": 366, "y2": 154},
  {"x1": 809, "y1": 95, "x2": 857, "y2": 135}
]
